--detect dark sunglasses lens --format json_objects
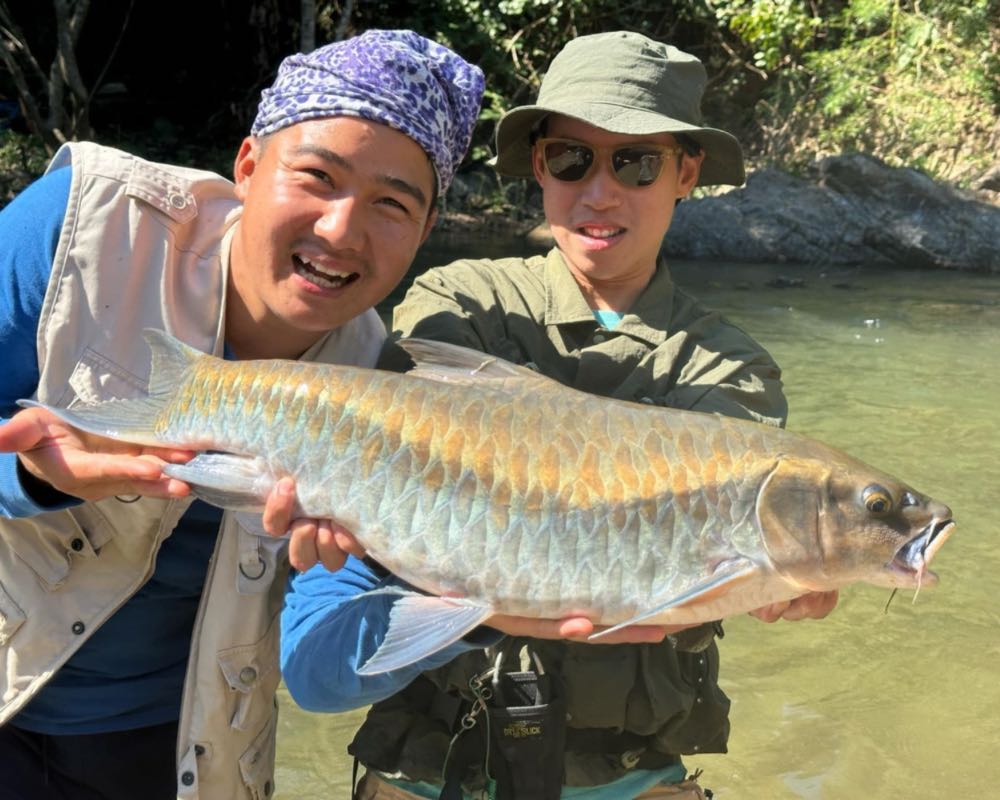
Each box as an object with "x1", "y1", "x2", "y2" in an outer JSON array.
[
  {"x1": 544, "y1": 142, "x2": 594, "y2": 182},
  {"x1": 613, "y1": 148, "x2": 665, "y2": 187}
]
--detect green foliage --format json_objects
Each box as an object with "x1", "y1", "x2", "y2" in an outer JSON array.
[
  {"x1": 1, "y1": 0, "x2": 997, "y2": 200},
  {"x1": 747, "y1": 0, "x2": 1000, "y2": 182},
  {"x1": 0, "y1": 130, "x2": 48, "y2": 208},
  {"x1": 713, "y1": 0, "x2": 822, "y2": 71}
]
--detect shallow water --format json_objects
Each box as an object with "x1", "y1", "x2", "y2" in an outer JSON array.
[{"x1": 275, "y1": 252, "x2": 1000, "y2": 799}]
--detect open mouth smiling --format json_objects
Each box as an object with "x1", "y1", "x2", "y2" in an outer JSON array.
[
  {"x1": 578, "y1": 225, "x2": 625, "y2": 239},
  {"x1": 293, "y1": 254, "x2": 360, "y2": 289}
]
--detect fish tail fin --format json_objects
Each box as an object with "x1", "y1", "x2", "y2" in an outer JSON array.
[{"x1": 17, "y1": 329, "x2": 203, "y2": 447}]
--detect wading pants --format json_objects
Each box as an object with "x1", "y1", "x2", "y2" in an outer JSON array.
[{"x1": 354, "y1": 769, "x2": 710, "y2": 800}]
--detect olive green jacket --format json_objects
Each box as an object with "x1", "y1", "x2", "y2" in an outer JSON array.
[{"x1": 352, "y1": 248, "x2": 787, "y2": 789}]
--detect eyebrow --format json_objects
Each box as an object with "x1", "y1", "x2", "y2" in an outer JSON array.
[{"x1": 292, "y1": 144, "x2": 429, "y2": 209}]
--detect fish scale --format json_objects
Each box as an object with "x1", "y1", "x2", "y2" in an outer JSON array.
[{"x1": 27, "y1": 330, "x2": 955, "y2": 673}]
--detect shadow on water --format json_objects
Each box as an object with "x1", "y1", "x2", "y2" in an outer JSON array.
[{"x1": 278, "y1": 238, "x2": 1000, "y2": 799}]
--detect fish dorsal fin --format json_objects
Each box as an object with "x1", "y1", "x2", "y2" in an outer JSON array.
[
  {"x1": 143, "y1": 329, "x2": 205, "y2": 397},
  {"x1": 395, "y1": 338, "x2": 551, "y2": 386},
  {"x1": 17, "y1": 329, "x2": 206, "y2": 447}
]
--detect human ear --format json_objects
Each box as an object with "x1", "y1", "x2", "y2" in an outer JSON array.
[
  {"x1": 531, "y1": 144, "x2": 546, "y2": 185},
  {"x1": 232, "y1": 136, "x2": 261, "y2": 201},
  {"x1": 677, "y1": 150, "x2": 705, "y2": 198},
  {"x1": 419, "y1": 207, "x2": 439, "y2": 247}
]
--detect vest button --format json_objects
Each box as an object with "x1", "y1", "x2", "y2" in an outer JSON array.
[
  {"x1": 71, "y1": 621, "x2": 85, "y2": 635},
  {"x1": 239, "y1": 666, "x2": 258, "y2": 685},
  {"x1": 180, "y1": 771, "x2": 195, "y2": 786},
  {"x1": 70, "y1": 538, "x2": 84, "y2": 552},
  {"x1": 168, "y1": 191, "x2": 188, "y2": 209}
]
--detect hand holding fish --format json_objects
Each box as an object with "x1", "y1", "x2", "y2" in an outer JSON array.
[
  {"x1": 748, "y1": 590, "x2": 840, "y2": 623},
  {"x1": 262, "y1": 477, "x2": 366, "y2": 572},
  {"x1": 484, "y1": 614, "x2": 690, "y2": 644},
  {"x1": 0, "y1": 406, "x2": 193, "y2": 502},
  {"x1": 23, "y1": 332, "x2": 956, "y2": 675}
]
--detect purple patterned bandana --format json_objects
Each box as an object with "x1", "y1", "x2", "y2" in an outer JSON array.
[{"x1": 252, "y1": 29, "x2": 484, "y2": 193}]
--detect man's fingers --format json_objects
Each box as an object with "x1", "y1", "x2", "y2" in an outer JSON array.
[
  {"x1": 486, "y1": 614, "x2": 672, "y2": 644},
  {"x1": 262, "y1": 478, "x2": 297, "y2": 536},
  {"x1": 750, "y1": 591, "x2": 840, "y2": 623},
  {"x1": 784, "y1": 590, "x2": 839, "y2": 620},
  {"x1": 287, "y1": 519, "x2": 321, "y2": 572},
  {"x1": 748, "y1": 601, "x2": 790, "y2": 623},
  {"x1": 316, "y1": 522, "x2": 349, "y2": 573},
  {"x1": 329, "y1": 523, "x2": 365, "y2": 560},
  {"x1": 582, "y1": 623, "x2": 670, "y2": 645},
  {"x1": 0, "y1": 407, "x2": 54, "y2": 452}
]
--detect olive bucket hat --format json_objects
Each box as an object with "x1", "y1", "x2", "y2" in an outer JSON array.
[{"x1": 492, "y1": 31, "x2": 745, "y2": 187}]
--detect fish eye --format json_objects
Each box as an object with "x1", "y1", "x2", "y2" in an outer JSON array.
[{"x1": 863, "y1": 485, "x2": 893, "y2": 514}]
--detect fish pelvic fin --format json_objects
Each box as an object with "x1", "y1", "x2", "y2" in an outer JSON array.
[
  {"x1": 17, "y1": 329, "x2": 205, "y2": 448},
  {"x1": 357, "y1": 588, "x2": 494, "y2": 675},
  {"x1": 589, "y1": 558, "x2": 759, "y2": 641},
  {"x1": 395, "y1": 338, "x2": 552, "y2": 387},
  {"x1": 163, "y1": 453, "x2": 273, "y2": 511}
]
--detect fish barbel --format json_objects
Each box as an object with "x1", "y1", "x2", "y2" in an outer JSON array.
[{"x1": 25, "y1": 330, "x2": 956, "y2": 674}]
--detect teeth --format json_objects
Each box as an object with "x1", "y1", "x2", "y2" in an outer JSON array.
[
  {"x1": 581, "y1": 226, "x2": 622, "y2": 239},
  {"x1": 296, "y1": 254, "x2": 354, "y2": 279},
  {"x1": 294, "y1": 254, "x2": 358, "y2": 289}
]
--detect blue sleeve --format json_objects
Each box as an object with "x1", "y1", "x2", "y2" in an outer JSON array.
[
  {"x1": 281, "y1": 555, "x2": 503, "y2": 713},
  {"x1": 0, "y1": 166, "x2": 76, "y2": 518}
]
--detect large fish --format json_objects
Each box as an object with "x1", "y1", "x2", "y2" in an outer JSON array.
[{"x1": 24, "y1": 330, "x2": 955, "y2": 674}]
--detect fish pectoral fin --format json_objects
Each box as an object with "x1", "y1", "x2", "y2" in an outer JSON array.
[
  {"x1": 357, "y1": 591, "x2": 494, "y2": 675},
  {"x1": 164, "y1": 453, "x2": 272, "y2": 511},
  {"x1": 589, "y1": 558, "x2": 759, "y2": 641}
]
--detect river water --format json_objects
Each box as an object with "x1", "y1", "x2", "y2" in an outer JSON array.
[{"x1": 274, "y1": 245, "x2": 1000, "y2": 799}]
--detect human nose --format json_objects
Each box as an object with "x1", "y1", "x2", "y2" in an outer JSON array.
[
  {"x1": 314, "y1": 197, "x2": 365, "y2": 250},
  {"x1": 579, "y1": 161, "x2": 622, "y2": 209}
]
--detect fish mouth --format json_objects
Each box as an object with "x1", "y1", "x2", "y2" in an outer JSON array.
[{"x1": 887, "y1": 518, "x2": 956, "y2": 587}]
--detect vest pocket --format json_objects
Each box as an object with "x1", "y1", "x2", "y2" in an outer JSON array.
[
  {"x1": 0, "y1": 580, "x2": 27, "y2": 645},
  {"x1": 238, "y1": 703, "x2": 278, "y2": 800},
  {"x1": 560, "y1": 645, "x2": 635, "y2": 729},
  {"x1": 7, "y1": 511, "x2": 99, "y2": 589},
  {"x1": 217, "y1": 614, "x2": 280, "y2": 732},
  {"x1": 64, "y1": 348, "x2": 148, "y2": 407}
]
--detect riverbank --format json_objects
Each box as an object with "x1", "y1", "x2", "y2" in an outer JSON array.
[{"x1": 436, "y1": 153, "x2": 1000, "y2": 273}]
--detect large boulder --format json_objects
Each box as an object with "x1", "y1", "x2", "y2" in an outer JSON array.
[{"x1": 665, "y1": 153, "x2": 1000, "y2": 271}]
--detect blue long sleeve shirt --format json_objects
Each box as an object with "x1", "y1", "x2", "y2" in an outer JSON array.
[
  {"x1": 281, "y1": 555, "x2": 503, "y2": 712},
  {"x1": 0, "y1": 168, "x2": 221, "y2": 734}
]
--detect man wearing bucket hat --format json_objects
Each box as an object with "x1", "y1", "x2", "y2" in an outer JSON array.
[
  {"x1": 0, "y1": 30, "x2": 484, "y2": 800},
  {"x1": 280, "y1": 30, "x2": 837, "y2": 800}
]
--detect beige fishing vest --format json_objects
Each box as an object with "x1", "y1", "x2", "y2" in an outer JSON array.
[{"x1": 0, "y1": 142, "x2": 385, "y2": 799}]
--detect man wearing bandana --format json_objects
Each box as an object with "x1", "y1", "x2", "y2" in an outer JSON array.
[{"x1": 0, "y1": 30, "x2": 484, "y2": 800}]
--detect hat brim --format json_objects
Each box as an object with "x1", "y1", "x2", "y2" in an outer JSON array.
[{"x1": 492, "y1": 100, "x2": 745, "y2": 187}]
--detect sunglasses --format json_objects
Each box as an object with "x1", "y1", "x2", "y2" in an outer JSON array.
[{"x1": 536, "y1": 137, "x2": 684, "y2": 188}]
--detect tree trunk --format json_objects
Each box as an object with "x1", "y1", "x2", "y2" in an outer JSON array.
[{"x1": 300, "y1": 0, "x2": 315, "y2": 52}]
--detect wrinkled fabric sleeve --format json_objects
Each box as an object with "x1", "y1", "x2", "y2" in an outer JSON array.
[
  {"x1": 281, "y1": 556, "x2": 502, "y2": 713},
  {"x1": 389, "y1": 265, "x2": 496, "y2": 350},
  {"x1": 0, "y1": 166, "x2": 79, "y2": 518},
  {"x1": 659, "y1": 298, "x2": 788, "y2": 427}
]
